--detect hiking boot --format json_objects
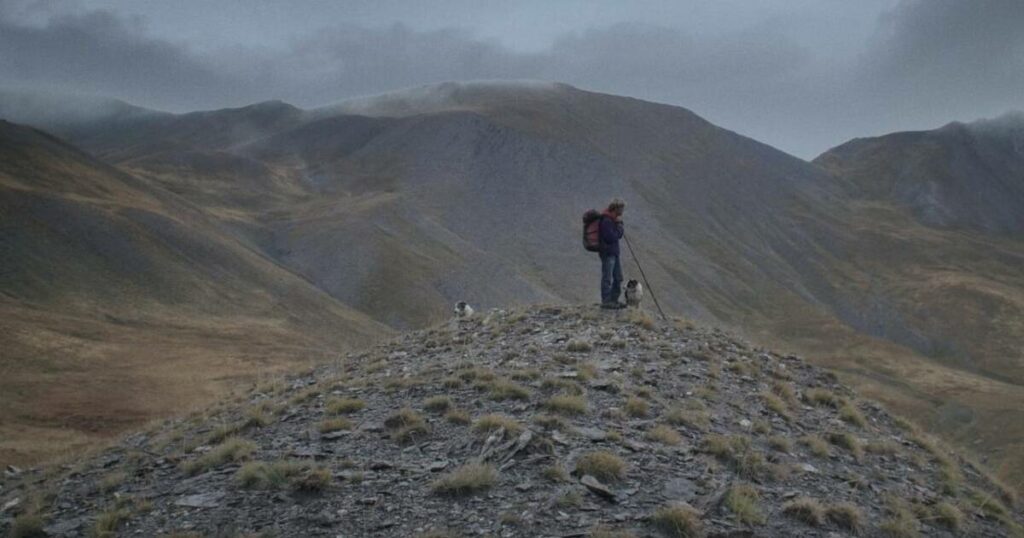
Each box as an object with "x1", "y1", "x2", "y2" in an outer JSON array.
[{"x1": 600, "y1": 302, "x2": 620, "y2": 310}]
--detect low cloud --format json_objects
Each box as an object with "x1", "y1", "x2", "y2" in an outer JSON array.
[{"x1": 0, "y1": 0, "x2": 1021, "y2": 158}]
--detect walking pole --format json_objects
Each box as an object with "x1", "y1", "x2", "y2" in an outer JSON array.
[{"x1": 623, "y1": 233, "x2": 667, "y2": 320}]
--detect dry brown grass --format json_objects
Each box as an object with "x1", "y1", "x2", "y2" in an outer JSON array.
[
  {"x1": 542, "y1": 464, "x2": 569, "y2": 482},
  {"x1": 702, "y1": 434, "x2": 769, "y2": 479},
  {"x1": 761, "y1": 392, "x2": 792, "y2": 421},
  {"x1": 827, "y1": 432, "x2": 865, "y2": 461},
  {"x1": 782, "y1": 497, "x2": 824, "y2": 526},
  {"x1": 8, "y1": 513, "x2": 46, "y2": 538},
  {"x1": 646, "y1": 425, "x2": 683, "y2": 446},
  {"x1": 664, "y1": 407, "x2": 710, "y2": 431},
  {"x1": 575, "y1": 451, "x2": 627, "y2": 482},
  {"x1": 423, "y1": 395, "x2": 453, "y2": 412},
  {"x1": 650, "y1": 503, "x2": 702, "y2": 537},
  {"x1": 566, "y1": 339, "x2": 593, "y2": 352},
  {"x1": 431, "y1": 463, "x2": 498, "y2": 496},
  {"x1": 800, "y1": 435, "x2": 830, "y2": 458},
  {"x1": 839, "y1": 403, "x2": 867, "y2": 427},
  {"x1": 473, "y1": 414, "x2": 523, "y2": 436},
  {"x1": 725, "y1": 484, "x2": 765, "y2": 525},
  {"x1": 933, "y1": 501, "x2": 964, "y2": 532},
  {"x1": 444, "y1": 408, "x2": 471, "y2": 425},
  {"x1": 545, "y1": 394, "x2": 588, "y2": 415},
  {"x1": 804, "y1": 388, "x2": 841, "y2": 408},
  {"x1": 181, "y1": 437, "x2": 256, "y2": 475},
  {"x1": 318, "y1": 418, "x2": 352, "y2": 433},
  {"x1": 768, "y1": 436, "x2": 793, "y2": 453},
  {"x1": 326, "y1": 398, "x2": 365, "y2": 414},
  {"x1": 384, "y1": 407, "x2": 428, "y2": 444},
  {"x1": 588, "y1": 525, "x2": 638, "y2": 538},
  {"x1": 826, "y1": 502, "x2": 864, "y2": 534},
  {"x1": 489, "y1": 379, "x2": 531, "y2": 401},
  {"x1": 624, "y1": 397, "x2": 649, "y2": 418}
]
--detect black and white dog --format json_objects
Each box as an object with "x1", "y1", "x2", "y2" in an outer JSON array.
[
  {"x1": 453, "y1": 301, "x2": 475, "y2": 318},
  {"x1": 624, "y1": 280, "x2": 644, "y2": 308}
]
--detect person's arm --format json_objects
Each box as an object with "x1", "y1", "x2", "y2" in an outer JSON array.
[{"x1": 600, "y1": 216, "x2": 621, "y2": 244}]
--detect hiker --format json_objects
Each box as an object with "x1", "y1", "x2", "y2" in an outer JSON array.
[{"x1": 598, "y1": 198, "x2": 626, "y2": 309}]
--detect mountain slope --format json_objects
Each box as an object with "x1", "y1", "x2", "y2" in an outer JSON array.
[
  {"x1": 815, "y1": 112, "x2": 1024, "y2": 234},
  {"x1": 0, "y1": 120, "x2": 388, "y2": 465},
  {"x1": 2, "y1": 306, "x2": 1021, "y2": 537},
  {"x1": 3, "y1": 82, "x2": 1023, "y2": 489}
]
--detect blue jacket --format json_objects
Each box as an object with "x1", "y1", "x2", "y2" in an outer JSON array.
[{"x1": 599, "y1": 212, "x2": 624, "y2": 257}]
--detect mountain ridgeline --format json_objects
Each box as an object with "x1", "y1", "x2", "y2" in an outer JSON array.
[
  {"x1": 0, "y1": 82, "x2": 1022, "y2": 491},
  {"x1": 2, "y1": 307, "x2": 1023, "y2": 537}
]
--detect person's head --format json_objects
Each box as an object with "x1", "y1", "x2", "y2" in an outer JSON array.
[{"x1": 607, "y1": 198, "x2": 625, "y2": 217}]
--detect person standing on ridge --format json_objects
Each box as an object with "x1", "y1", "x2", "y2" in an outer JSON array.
[{"x1": 598, "y1": 198, "x2": 626, "y2": 309}]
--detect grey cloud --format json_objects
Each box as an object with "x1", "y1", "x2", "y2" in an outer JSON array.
[
  {"x1": 867, "y1": 0, "x2": 1024, "y2": 110},
  {"x1": 0, "y1": 1, "x2": 1021, "y2": 159},
  {"x1": 0, "y1": 8, "x2": 242, "y2": 110}
]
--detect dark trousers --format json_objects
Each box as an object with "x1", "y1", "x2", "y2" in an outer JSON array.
[{"x1": 600, "y1": 254, "x2": 623, "y2": 304}]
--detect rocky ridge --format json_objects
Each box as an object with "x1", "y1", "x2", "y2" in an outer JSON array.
[{"x1": 1, "y1": 305, "x2": 1021, "y2": 537}]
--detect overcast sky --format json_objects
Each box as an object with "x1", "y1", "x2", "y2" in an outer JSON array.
[{"x1": 1, "y1": 0, "x2": 1022, "y2": 158}]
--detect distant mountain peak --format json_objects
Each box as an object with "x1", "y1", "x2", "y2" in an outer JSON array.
[{"x1": 317, "y1": 80, "x2": 575, "y2": 117}]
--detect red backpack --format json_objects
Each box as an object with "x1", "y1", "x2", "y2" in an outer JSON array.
[{"x1": 582, "y1": 209, "x2": 602, "y2": 252}]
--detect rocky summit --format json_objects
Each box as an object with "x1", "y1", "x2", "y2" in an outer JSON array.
[{"x1": 1, "y1": 306, "x2": 1021, "y2": 537}]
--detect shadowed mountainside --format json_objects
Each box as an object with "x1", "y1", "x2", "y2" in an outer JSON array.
[
  {"x1": 0, "y1": 120, "x2": 388, "y2": 465},
  {"x1": 815, "y1": 111, "x2": 1024, "y2": 235},
  {"x1": 2, "y1": 82, "x2": 1023, "y2": 489}
]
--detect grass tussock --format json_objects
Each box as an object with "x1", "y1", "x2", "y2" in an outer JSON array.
[
  {"x1": 839, "y1": 403, "x2": 867, "y2": 427},
  {"x1": 650, "y1": 503, "x2": 703, "y2": 538},
  {"x1": 804, "y1": 388, "x2": 841, "y2": 408},
  {"x1": 235, "y1": 460, "x2": 304, "y2": 489},
  {"x1": 588, "y1": 525, "x2": 638, "y2": 538},
  {"x1": 664, "y1": 407, "x2": 710, "y2": 431},
  {"x1": 556, "y1": 490, "x2": 583, "y2": 508},
  {"x1": 768, "y1": 436, "x2": 793, "y2": 453},
  {"x1": 534, "y1": 414, "x2": 569, "y2": 430},
  {"x1": 761, "y1": 392, "x2": 792, "y2": 421},
  {"x1": 542, "y1": 464, "x2": 570, "y2": 482},
  {"x1": 473, "y1": 414, "x2": 523, "y2": 437},
  {"x1": 384, "y1": 407, "x2": 428, "y2": 444},
  {"x1": 545, "y1": 394, "x2": 588, "y2": 415},
  {"x1": 879, "y1": 506, "x2": 920, "y2": 538},
  {"x1": 865, "y1": 440, "x2": 900, "y2": 455},
  {"x1": 827, "y1": 432, "x2": 865, "y2": 461},
  {"x1": 489, "y1": 379, "x2": 531, "y2": 401},
  {"x1": 782, "y1": 497, "x2": 825, "y2": 526},
  {"x1": 800, "y1": 435, "x2": 830, "y2": 458},
  {"x1": 9, "y1": 513, "x2": 46, "y2": 538},
  {"x1": 702, "y1": 434, "x2": 768, "y2": 479},
  {"x1": 542, "y1": 377, "x2": 585, "y2": 394},
  {"x1": 318, "y1": 417, "x2": 352, "y2": 433},
  {"x1": 431, "y1": 463, "x2": 498, "y2": 496},
  {"x1": 98, "y1": 470, "x2": 127, "y2": 493},
  {"x1": 444, "y1": 408, "x2": 471, "y2": 425},
  {"x1": 933, "y1": 501, "x2": 964, "y2": 532},
  {"x1": 624, "y1": 397, "x2": 649, "y2": 418},
  {"x1": 326, "y1": 398, "x2": 365, "y2": 414},
  {"x1": 646, "y1": 424, "x2": 683, "y2": 446},
  {"x1": 725, "y1": 484, "x2": 765, "y2": 525},
  {"x1": 423, "y1": 395, "x2": 453, "y2": 412},
  {"x1": 771, "y1": 381, "x2": 798, "y2": 405},
  {"x1": 575, "y1": 451, "x2": 627, "y2": 482},
  {"x1": 826, "y1": 502, "x2": 865, "y2": 534},
  {"x1": 630, "y1": 310, "x2": 656, "y2": 330},
  {"x1": 91, "y1": 508, "x2": 129, "y2": 538},
  {"x1": 566, "y1": 339, "x2": 593, "y2": 353},
  {"x1": 182, "y1": 437, "x2": 256, "y2": 475}
]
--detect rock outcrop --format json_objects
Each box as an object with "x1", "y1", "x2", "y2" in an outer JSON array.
[{"x1": 1, "y1": 306, "x2": 1021, "y2": 537}]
